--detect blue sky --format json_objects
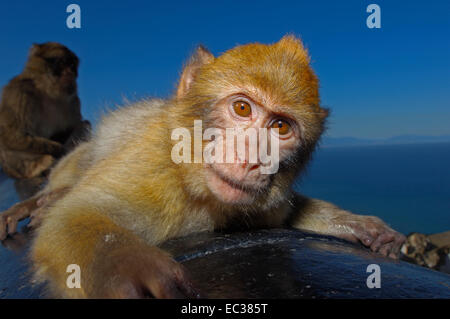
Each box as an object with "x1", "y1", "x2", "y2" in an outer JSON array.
[{"x1": 0, "y1": 0, "x2": 449, "y2": 138}]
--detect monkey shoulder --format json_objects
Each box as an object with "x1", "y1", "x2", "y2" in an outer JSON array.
[
  {"x1": 0, "y1": 77, "x2": 42, "y2": 127},
  {"x1": 2, "y1": 77, "x2": 43, "y2": 112},
  {"x1": 3, "y1": 76, "x2": 40, "y2": 97},
  {"x1": 98, "y1": 98, "x2": 165, "y2": 129},
  {"x1": 89, "y1": 99, "x2": 166, "y2": 159}
]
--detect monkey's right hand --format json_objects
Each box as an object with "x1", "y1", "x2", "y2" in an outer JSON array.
[{"x1": 90, "y1": 245, "x2": 201, "y2": 299}]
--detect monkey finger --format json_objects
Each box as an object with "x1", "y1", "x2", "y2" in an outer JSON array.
[
  {"x1": 36, "y1": 195, "x2": 49, "y2": 207},
  {"x1": 6, "y1": 205, "x2": 32, "y2": 221},
  {"x1": 6, "y1": 216, "x2": 19, "y2": 236},
  {"x1": 389, "y1": 233, "x2": 406, "y2": 258},
  {"x1": 370, "y1": 232, "x2": 395, "y2": 252},
  {"x1": 144, "y1": 264, "x2": 200, "y2": 299},
  {"x1": 27, "y1": 216, "x2": 39, "y2": 229},
  {"x1": 1, "y1": 207, "x2": 30, "y2": 239},
  {"x1": 378, "y1": 242, "x2": 394, "y2": 257},
  {"x1": 144, "y1": 276, "x2": 186, "y2": 299},
  {"x1": 345, "y1": 225, "x2": 375, "y2": 247},
  {"x1": 334, "y1": 232, "x2": 359, "y2": 244},
  {"x1": 0, "y1": 217, "x2": 7, "y2": 240},
  {"x1": 354, "y1": 231, "x2": 376, "y2": 247},
  {"x1": 176, "y1": 279, "x2": 202, "y2": 299},
  {"x1": 9, "y1": 209, "x2": 31, "y2": 234},
  {"x1": 388, "y1": 251, "x2": 399, "y2": 260},
  {"x1": 28, "y1": 207, "x2": 47, "y2": 229},
  {"x1": 364, "y1": 226, "x2": 381, "y2": 239},
  {"x1": 173, "y1": 269, "x2": 202, "y2": 298}
]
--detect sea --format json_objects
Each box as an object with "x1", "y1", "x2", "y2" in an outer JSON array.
[{"x1": 294, "y1": 142, "x2": 450, "y2": 235}]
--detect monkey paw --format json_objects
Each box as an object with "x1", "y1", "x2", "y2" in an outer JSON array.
[
  {"x1": 90, "y1": 246, "x2": 202, "y2": 299},
  {"x1": 0, "y1": 204, "x2": 30, "y2": 240},
  {"x1": 334, "y1": 215, "x2": 406, "y2": 259},
  {"x1": 0, "y1": 189, "x2": 63, "y2": 240}
]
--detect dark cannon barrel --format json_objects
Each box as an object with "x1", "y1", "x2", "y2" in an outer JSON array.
[
  {"x1": 162, "y1": 229, "x2": 450, "y2": 298},
  {"x1": 1, "y1": 228, "x2": 450, "y2": 298}
]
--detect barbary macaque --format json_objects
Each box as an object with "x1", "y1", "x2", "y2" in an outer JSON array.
[
  {"x1": 1, "y1": 36, "x2": 405, "y2": 298},
  {"x1": 0, "y1": 42, "x2": 91, "y2": 180}
]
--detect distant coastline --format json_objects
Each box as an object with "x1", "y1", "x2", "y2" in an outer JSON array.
[{"x1": 321, "y1": 135, "x2": 450, "y2": 148}]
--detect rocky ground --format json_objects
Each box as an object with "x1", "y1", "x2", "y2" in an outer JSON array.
[{"x1": 401, "y1": 231, "x2": 450, "y2": 274}]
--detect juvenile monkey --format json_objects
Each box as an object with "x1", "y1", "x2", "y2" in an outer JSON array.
[
  {"x1": 18, "y1": 36, "x2": 404, "y2": 298},
  {"x1": 0, "y1": 42, "x2": 91, "y2": 180}
]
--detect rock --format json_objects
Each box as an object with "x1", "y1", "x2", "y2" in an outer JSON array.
[
  {"x1": 161, "y1": 229, "x2": 450, "y2": 298},
  {"x1": 401, "y1": 231, "x2": 450, "y2": 273},
  {"x1": 429, "y1": 231, "x2": 450, "y2": 247},
  {"x1": 1, "y1": 228, "x2": 450, "y2": 298}
]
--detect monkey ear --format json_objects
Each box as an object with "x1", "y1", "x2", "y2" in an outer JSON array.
[
  {"x1": 277, "y1": 35, "x2": 309, "y2": 61},
  {"x1": 29, "y1": 43, "x2": 43, "y2": 56},
  {"x1": 177, "y1": 46, "x2": 214, "y2": 99},
  {"x1": 319, "y1": 107, "x2": 330, "y2": 120}
]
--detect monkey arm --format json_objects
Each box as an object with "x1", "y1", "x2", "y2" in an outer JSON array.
[
  {"x1": 32, "y1": 202, "x2": 198, "y2": 298},
  {"x1": 32, "y1": 207, "x2": 148, "y2": 297},
  {"x1": 288, "y1": 193, "x2": 355, "y2": 236},
  {"x1": 49, "y1": 96, "x2": 90, "y2": 151},
  {"x1": 0, "y1": 83, "x2": 63, "y2": 156},
  {"x1": 288, "y1": 193, "x2": 405, "y2": 258},
  {"x1": 0, "y1": 130, "x2": 63, "y2": 156},
  {"x1": 62, "y1": 120, "x2": 91, "y2": 151}
]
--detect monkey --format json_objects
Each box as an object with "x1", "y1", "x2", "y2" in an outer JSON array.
[
  {"x1": 1, "y1": 36, "x2": 405, "y2": 298},
  {"x1": 0, "y1": 42, "x2": 91, "y2": 180}
]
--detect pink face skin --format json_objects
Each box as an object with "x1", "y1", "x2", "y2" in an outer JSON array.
[{"x1": 204, "y1": 93, "x2": 301, "y2": 205}]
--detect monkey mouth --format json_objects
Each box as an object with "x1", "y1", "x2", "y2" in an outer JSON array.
[{"x1": 208, "y1": 166, "x2": 266, "y2": 196}]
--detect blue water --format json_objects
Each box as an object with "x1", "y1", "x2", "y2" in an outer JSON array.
[{"x1": 294, "y1": 143, "x2": 450, "y2": 235}]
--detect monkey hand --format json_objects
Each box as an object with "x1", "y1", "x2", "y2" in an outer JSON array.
[
  {"x1": 43, "y1": 140, "x2": 64, "y2": 158},
  {"x1": 89, "y1": 245, "x2": 201, "y2": 299},
  {"x1": 0, "y1": 188, "x2": 67, "y2": 240},
  {"x1": 0, "y1": 195, "x2": 42, "y2": 240},
  {"x1": 63, "y1": 120, "x2": 92, "y2": 152},
  {"x1": 0, "y1": 204, "x2": 30, "y2": 240},
  {"x1": 331, "y1": 213, "x2": 406, "y2": 259}
]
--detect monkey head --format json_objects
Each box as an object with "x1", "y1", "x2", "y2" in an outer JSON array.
[
  {"x1": 173, "y1": 35, "x2": 329, "y2": 210},
  {"x1": 25, "y1": 42, "x2": 79, "y2": 93}
]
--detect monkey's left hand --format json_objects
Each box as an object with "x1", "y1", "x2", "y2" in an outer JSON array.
[{"x1": 330, "y1": 213, "x2": 406, "y2": 259}]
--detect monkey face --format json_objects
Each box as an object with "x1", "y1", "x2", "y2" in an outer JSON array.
[
  {"x1": 178, "y1": 35, "x2": 329, "y2": 207},
  {"x1": 28, "y1": 42, "x2": 79, "y2": 91},
  {"x1": 44, "y1": 55, "x2": 78, "y2": 79},
  {"x1": 203, "y1": 93, "x2": 303, "y2": 205}
]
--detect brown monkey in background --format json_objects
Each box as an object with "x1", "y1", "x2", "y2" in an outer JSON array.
[
  {"x1": 2, "y1": 36, "x2": 405, "y2": 298},
  {"x1": 0, "y1": 42, "x2": 91, "y2": 180}
]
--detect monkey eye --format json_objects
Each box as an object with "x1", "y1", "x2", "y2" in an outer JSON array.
[
  {"x1": 271, "y1": 119, "x2": 292, "y2": 136},
  {"x1": 232, "y1": 101, "x2": 252, "y2": 117}
]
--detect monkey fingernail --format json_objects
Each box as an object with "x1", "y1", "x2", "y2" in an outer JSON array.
[{"x1": 362, "y1": 237, "x2": 374, "y2": 246}]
